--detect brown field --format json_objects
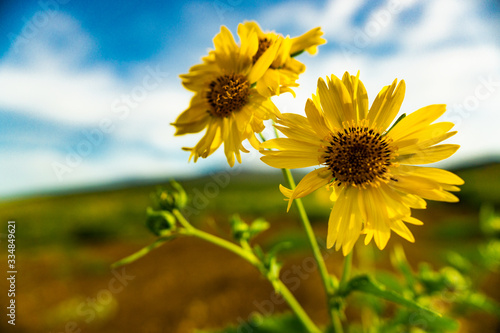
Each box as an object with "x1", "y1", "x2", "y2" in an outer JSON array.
[{"x1": 0, "y1": 163, "x2": 499, "y2": 333}]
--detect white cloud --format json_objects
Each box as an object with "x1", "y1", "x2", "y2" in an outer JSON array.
[
  {"x1": 260, "y1": 0, "x2": 366, "y2": 40},
  {"x1": 266, "y1": 0, "x2": 500, "y2": 167},
  {"x1": 398, "y1": 0, "x2": 496, "y2": 52},
  {"x1": 1, "y1": 1, "x2": 499, "y2": 197},
  {"x1": 0, "y1": 12, "x2": 211, "y2": 196},
  {"x1": 0, "y1": 14, "x2": 120, "y2": 125}
]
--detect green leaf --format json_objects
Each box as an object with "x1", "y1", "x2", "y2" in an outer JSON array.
[
  {"x1": 348, "y1": 275, "x2": 460, "y2": 332},
  {"x1": 383, "y1": 308, "x2": 459, "y2": 332},
  {"x1": 457, "y1": 292, "x2": 500, "y2": 317},
  {"x1": 445, "y1": 251, "x2": 473, "y2": 274},
  {"x1": 350, "y1": 292, "x2": 386, "y2": 316},
  {"x1": 390, "y1": 245, "x2": 416, "y2": 292},
  {"x1": 262, "y1": 230, "x2": 310, "y2": 255},
  {"x1": 248, "y1": 218, "x2": 270, "y2": 239},
  {"x1": 253, "y1": 245, "x2": 266, "y2": 262},
  {"x1": 374, "y1": 271, "x2": 405, "y2": 294},
  {"x1": 344, "y1": 275, "x2": 443, "y2": 318},
  {"x1": 417, "y1": 264, "x2": 469, "y2": 295},
  {"x1": 266, "y1": 241, "x2": 293, "y2": 259},
  {"x1": 479, "y1": 203, "x2": 500, "y2": 237},
  {"x1": 197, "y1": 312, "x2": 307, "y2": 333},
  {"x1": 479, "y1": 239, "x2": 500, "y2": 270}
]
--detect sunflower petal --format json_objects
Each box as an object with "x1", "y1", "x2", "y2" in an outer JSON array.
[
  {"x1": 248, "y1": 37, "x2": 280, "y2": 83},
  {"x1": 283, "y1": 168, "x2": 331, "y2": 211},
  {"x1": 305, "y1": 98, "x2": 331, "y2": 139},
  {"x1": 389, "y1": 104, "x2": 447, "y2": 141},
  {"x1": 342, "y1": 72, "x2": 369, "y2": 121},
  {"x1": 396, "y1": 144, "x2": 460, "y2": 165},
  {"x1": 369, "y1": 79, "x2": 405, "y2": 129}
]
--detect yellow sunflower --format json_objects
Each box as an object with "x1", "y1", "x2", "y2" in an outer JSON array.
[
  {"x1": 172, "y1": 26, "x2": 282, "y2": 166},
  {"x1": 260, "y1": 72, "x2": 464, "y2": 255},
  {"x1": 237, "y1": 21, "x2": 326, "y2": 97}
]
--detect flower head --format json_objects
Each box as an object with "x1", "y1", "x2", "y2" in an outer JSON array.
[
  {"x1": 172, "y1": 23, "x2": 325, "y2": 166},
  {"x1": 260, "y1": 72, "x2": 464, "y2": 255},
  {"x1": 237, "y1": 21, "x2": 326, "y2": 97},
  {"x1": 172, "y1": 26, "x2": 281, "y2": 166}
]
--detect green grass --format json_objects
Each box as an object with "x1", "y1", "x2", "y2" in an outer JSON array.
[
  {"x1": 454, "y1": 162, "x2": 500, "y2": 206},
  {"x1": 0, "y1": 162, "x2": 498, "y2": 250}
]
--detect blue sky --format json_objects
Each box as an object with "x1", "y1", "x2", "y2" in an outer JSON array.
[{"x1": 1, "y1": 0, "x2": 500, "y2": 198}]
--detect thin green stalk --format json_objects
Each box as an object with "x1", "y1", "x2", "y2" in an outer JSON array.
[
  {"x1": 276, "y1": 281, "x2": 322, "y2": 333},
  {"x1": 177, "y1": 227, "x2": 260, "y2": 266},
  {"x1": 282, "y1": 168, "x2": 344, "y2": 333},
  {"x1": 172, "y1": 209, "x2": 194, "y2": 230},
  {"x1": 339, "y1": 251, "x2": 353, "y2": 292},
  {"x1": 281, "y1": 168, "x2": 333, "y2": 295},
  {"x1": 111, "y1": 237, "x2": 172, "y2": 268},
  {"x1": 173, "y1": 209, "x2": 321, "y2": 333}
]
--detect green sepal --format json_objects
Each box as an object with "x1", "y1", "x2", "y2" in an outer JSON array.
[
  {"x1": 170, "y1": 180, "x2": 188, "y2": 209},
  {"x1": 146, "y1": 207, "x2": 176, "y2": 236},
  {"x1": 229, "y1": 214, "x2": 249, "y2": 241},
  {"x1": 290, "y1": 49, "x2": 305, "y2": 58},
  {"x1": 151, "y1": 180, "x2": 188, "y2": 211},
  {"x1": 385, "y1": 113, "x2": 406, "y2": 135}
]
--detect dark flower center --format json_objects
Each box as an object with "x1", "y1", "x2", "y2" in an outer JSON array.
[
  {"x1": 323, "y1": 126, "x2": 395, "y2": 187},
  {"x1": 252, "y1": 37, "x2": 272, "y2": 64},
  {"x1": 207, "y1": 74, "x2": 250, "y2": 117}
]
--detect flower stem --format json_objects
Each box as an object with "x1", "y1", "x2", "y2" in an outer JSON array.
[
  {"x1": 180, "y1": 228, "x2": 261, "y2": 265},
  {"x1": 281, "y1": 168, "x2": 344, "y2": 332},
  {"x1": 173, "y1": 209, "x2": 321, "y2": 333},
  {"x1": 276, "y1": 281, "x2": 322, "y2": 333},
  {"x1": 281, "y1": 168, "x2": 333, "y2": 294},
  {"x1": 339, "y1": 251, "x2": 353, "y2": 292},
  {"x1": 111, "y1": 236, "x2": 173, "y2": 269}
]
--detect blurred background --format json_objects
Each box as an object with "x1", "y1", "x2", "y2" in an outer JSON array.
[{"x1": 0, "y1": 0, "x2": 499, "y2": 332}]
